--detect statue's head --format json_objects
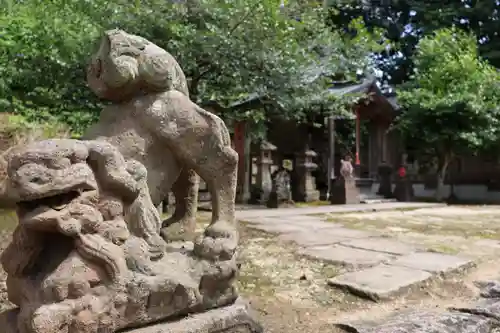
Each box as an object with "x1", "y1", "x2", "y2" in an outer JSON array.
[
  {"x1": 1, "y1": 139, "x2": 143, "y2": 279},
  {"x1": 87, "y1": 29, "x2": 189, "y2": 102}
]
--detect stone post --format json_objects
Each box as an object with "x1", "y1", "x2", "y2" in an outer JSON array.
[
  {"x1": 253, "y1": 141, "x2": 276, "y2": 203},
  {"x1": 295, "y1": 149, "x2": 320, "y2": 202}
]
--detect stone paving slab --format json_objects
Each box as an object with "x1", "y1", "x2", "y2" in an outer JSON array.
[
  {"x1": 279, "y1": 231, "x2": 350, "y2": 247},
  {"x1": 328, "y1": 265, "x2": 433, "y2": 301},
  {"x1": 244, "y1": 217, "x2": 339, "y2": 234},
  {"x1": 299, "y1": 245, "x2": 395, "y2": 268},
  {"x1": 244, "y1": 216, "x2": 338, "y2": 229},
  {"x1": 390, "y1": 252, "x2": 475, "y2": 275},
  {"x1": 245, "y1": 222, "x2": 330, "y2": 234},
  {"x1": 334, "y1": 310, "x2": 497, "y2": 333},
  {"x1": 339, "y1": 237, "x2": 418, "y2": 255},
  {"x1": 236, "y1": 202, "x2": 445, "y2": 219},
  {"x1": 279, "y1": 228, "x2": 375, "y2": 247},
  {"x1": 282, "y1": 215, "x2": 328, "y2": 222}
]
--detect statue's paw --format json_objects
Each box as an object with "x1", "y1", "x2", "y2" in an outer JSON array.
[
  {"x1": 146, "y1": 233, "x2": 167, "y2": 259},
  {"x1": 193, "y1": 221, "x2": 238, "y2": 261},
  {"x1": 126, "y1": 256, "x2": 156, "y2": 276}
]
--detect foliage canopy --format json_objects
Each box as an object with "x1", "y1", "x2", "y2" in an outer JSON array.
[
  {"x1": 0, "y1": 0, "x2": 383, "y2": 135},
  {"x1": 395, "y1": 28, "x2": 500, "y2": 195}
]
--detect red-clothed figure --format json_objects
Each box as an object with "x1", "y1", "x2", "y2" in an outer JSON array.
[{"x1": 398, "y1": 165, "x2": 407, "y2": 178}]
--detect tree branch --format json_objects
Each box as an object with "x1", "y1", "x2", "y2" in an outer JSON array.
[
  {"x1": 187, "y1": 0, "x2": 262, "y2": 98},
  {"x1": 189, "y1": 65, "x2": 216, "y2": 99}
]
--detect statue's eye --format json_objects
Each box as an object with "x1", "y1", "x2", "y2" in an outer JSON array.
[{"x1": 120, "y1": 47, "x2": 141, "y2": 57}]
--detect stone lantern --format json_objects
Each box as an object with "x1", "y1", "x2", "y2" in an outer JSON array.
[
  {"x1": 295, "y1": 148, "x2": 320, "y2": 202},
  {"x1": 254, "y1": 141, "x2": 277, "y2": 202}
]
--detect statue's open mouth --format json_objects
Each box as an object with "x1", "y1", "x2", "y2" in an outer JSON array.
[
  {"x1": 16, "y1": 189, "x2": 97, "y2": 232},
  {"x1": 18, "y1": 191, "x2": 81, "y2": 213}
]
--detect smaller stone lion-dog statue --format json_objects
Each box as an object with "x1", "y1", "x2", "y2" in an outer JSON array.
[
  {"x1": 0, "y1": 139, "x2": 240, "y2": 333},
  {"x1": 82, "y1": 29, "x2": 238, "y2": 261}
]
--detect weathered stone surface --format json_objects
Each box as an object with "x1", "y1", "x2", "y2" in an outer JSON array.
[
  {"x1": 328, "y1": 265, "x2": 432, "y2": 301},
  {"x1": 334, "y1": 310, "x2": 499, "y2": 333},
  {"x1": 124, "y1": 298, "x2": 263, "y2": 333},
  {"x1": 300, "y1": 245, "x2": 394, "y2": 268},
  {"x1": 451, "y1": 298, "x2": 500, "y2": 322},
  {"x1": 84, "y1": 29, "x2": 239, "y2": 245},
  {"x1": 390, "y1": 252, "x2": 474, "y2": 274},
  {"x1": 0, "y1": 138, "x2": 242, "y2": 333},
  {"x1": 475, "y1": 280, "x2": 500, "y2": 299},
  {"x1": 0, "y1": 299, "x2": 264, "y2": 333},
  {"x1": 339, "y1": 238, "x2": 417, "y2": 255}
]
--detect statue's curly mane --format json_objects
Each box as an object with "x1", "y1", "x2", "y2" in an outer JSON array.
[{"x1": 88, "y1": 29, "x2": 190, "y2": 101}]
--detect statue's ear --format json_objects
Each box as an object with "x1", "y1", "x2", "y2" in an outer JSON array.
[
  {"x1": 137, "y1": 54, "x2": 173, "y2": 91},
  {"x1": 104, "y1": 55, "x2": 139, "y2": 88}
]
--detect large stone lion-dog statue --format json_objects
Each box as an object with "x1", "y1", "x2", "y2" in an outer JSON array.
[{"x1": 83, "y1": 29, "x2": 239, "y2": 261}]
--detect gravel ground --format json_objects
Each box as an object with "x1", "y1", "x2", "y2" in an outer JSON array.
[{"x1": 1, "y1": 207, "x2": 500, "y2": 333}]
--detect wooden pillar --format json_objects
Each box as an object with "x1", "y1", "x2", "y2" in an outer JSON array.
[
  {"x1": 327, "y1": 116, "x2": 336, "y2": 200},
  {"x1": 234, "y1": 121, "x2": 250, "y2": 203},
  {"x1": 355, "y1": 107, "x2": 361, "y2": 166}
]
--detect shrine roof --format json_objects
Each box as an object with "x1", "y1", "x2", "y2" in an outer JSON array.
[{"x1": 328, "y1": 77, "x2": 401, "y2": 112}]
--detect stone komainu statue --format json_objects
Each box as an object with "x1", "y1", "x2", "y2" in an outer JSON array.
[
  {"x1": 83, "y1": 29, "x2": 239, "y2": 260},
  {"x1": 0, "y1": 139, "x2": 243, "y2": 333}
]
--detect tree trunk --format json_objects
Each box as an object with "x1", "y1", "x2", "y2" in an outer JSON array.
[{"x1": 435, "y1": 154, "x2": 451, "y2": 201}]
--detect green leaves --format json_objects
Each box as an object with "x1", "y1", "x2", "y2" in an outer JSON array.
[
  {"x1": 0, "y1": 0, "x2": 102, "y2": 134},
  {"x1": 396, "y1": 28, "x2": 500, "y2": 159},
  {"x1": 0, "y1": 0, "x2": 381, "y2": 135}
]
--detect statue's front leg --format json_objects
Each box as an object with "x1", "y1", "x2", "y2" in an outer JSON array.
[{"x1": 161, "y1": 168, "x2": 199, "y2": 242}]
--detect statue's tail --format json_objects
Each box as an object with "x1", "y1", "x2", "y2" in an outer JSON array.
[{"x1": 195, "y1": 106, "x2": 231, "y2": 147}]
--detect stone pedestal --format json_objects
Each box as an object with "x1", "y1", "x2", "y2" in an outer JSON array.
[
  {"x1": 377, "y1": 163, "x2": 393, "y2": 198},
  {"x1": 251, "y1": 141, "x2": 276, "y2": 204},
  {"x1": 0, "y1": 298, "x2": 264, "y2": 333},
  {"x1": 295, "y1": 149, "x2": 320, "y2": 202},
  {"x1": 330, "y1": 176, "x2": 360, "y2": 204}
]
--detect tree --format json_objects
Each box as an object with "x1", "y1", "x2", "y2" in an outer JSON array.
[
  {"x1": 1, "y1": 0, "x2": 384, "y2": 136},
  {"x1": 395, "y1": 28, "x2": 500, "y2": 199},
  {"x1": 95, "y1": 0, "x2": 385, "y2": 125},
  {"x1": 326, "y1": 0, "x2": 500, "y2": 87}
]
